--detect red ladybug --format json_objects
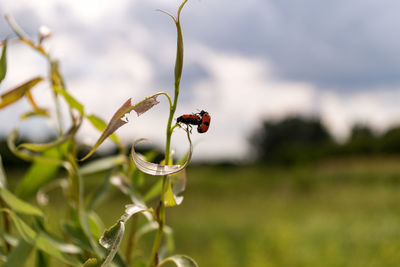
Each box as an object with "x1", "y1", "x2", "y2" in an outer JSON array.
[
  {"x1": 197, "y1": 110, "x2": 210, "y2": 133},
  {"x1": 177, "y1": 110, "x2": 211, "y2": 134},
  {"x1": 177, "y1": 113, "x2": 202, "y2": 126}
]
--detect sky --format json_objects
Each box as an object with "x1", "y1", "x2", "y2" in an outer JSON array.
[{"x1": 1, "y1": 0, "x2": 400, "y2": 161}]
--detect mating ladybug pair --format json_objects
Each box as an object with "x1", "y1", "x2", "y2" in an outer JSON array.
[{"x1": 177, "y1": 110, "x2": 211, "y2": 133}]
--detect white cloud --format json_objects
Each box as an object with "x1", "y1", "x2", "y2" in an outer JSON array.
[
  {"x1": 321, "y1": 88, "x2": 400, "y2": 141},
  {"x1": 2, "y1": 0, "x2": 400, "y2": 161}
]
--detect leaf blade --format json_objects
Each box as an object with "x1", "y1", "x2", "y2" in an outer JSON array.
[
  {"x1": 0, "y1": 38, "x2": 7, "y2": 84},
  {"x1": 0, "y1": 187, "x2": 43, "y2": 217},
  {"x1": 131, "y1": 128, "x2": 192, "y2": 176},
  {"x1": 81, "y1": 93, "x2": 164, "y2": 161},
  {"x1": 0, "y1": 77, "x2": 43, "y2": 109}
]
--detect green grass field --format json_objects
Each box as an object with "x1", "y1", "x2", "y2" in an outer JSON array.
[
  {"x1": 6, "y1": 156, "x2": 400, "y2": 266},
  {"x1": 166, "y1": 157, "x2": 400, "y2": 267}
]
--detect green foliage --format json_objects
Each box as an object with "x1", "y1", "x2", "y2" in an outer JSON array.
[
  {"x1": 0, "y1": 38, "x2": 7, "y2": 84},
  {"x1": 251, "y1": 117, "x2": 400, "y2": 164},
  {"x1": 250, "y1": 116, "x2": 334, "y2": 164},
  {"x1": 0, "y1": 1, "x2": 200, "y2": 266}
]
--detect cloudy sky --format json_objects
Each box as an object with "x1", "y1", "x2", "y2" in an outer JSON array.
[{"x1": 1, "y1": 0, "x2": 400, "y2": 161}]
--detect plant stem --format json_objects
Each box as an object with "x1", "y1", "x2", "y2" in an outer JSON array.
[{"x1": 148, "y1": 2, "x2": 186, "y2": 265}]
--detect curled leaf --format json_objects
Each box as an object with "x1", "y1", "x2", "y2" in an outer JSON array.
[
  {"x1": 131, "y1": 128, "x2": 192, "y2": 176},
  {"x1": 158, "y1": 255, "x2": 198, "y2": 267},
  {"x1": 80, "y1": 92, "x2": 168, "y2": 161},
  {"x1": 99, "y1": 204, "x2": 150, "y2": 267},
  {"x1": 0, "y1": 77, "x2": 44, "y2": 109}
]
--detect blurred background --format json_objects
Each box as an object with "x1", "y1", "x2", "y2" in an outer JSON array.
[{"x1": 2, "y1": 0, "x2": 400, "y2": 266}]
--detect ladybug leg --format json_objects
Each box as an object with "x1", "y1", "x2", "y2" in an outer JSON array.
[{"x1": 187, "y1": 124, "x2": 193, "y2": 134}]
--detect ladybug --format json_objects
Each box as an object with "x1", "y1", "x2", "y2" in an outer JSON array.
[
  {"x1": 177, "y1": 110, "x2": 211, "y2": 134},
  {"x1": 197, "y1": 110, "x2": 211, "y2": 133},
  {"x1": 177, "y1": 113, "x2": 202, "y2": 126}
]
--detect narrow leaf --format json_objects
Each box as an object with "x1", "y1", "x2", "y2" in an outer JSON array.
[
  {"x1": 53, "y1": 85, "x2": 85, "y2": 114},
  {"x1": 86, "y1": 114, "x2": 121, "y2": 146},
  {"x1": 50, "y1": 60, "x2": 66, "y2": 90},
  {"x1": 121, "y1": 204, "x2": 149, "y2": 223},
  {"x1": 0, "y1": 38, "x2": 7, "y2": 84},
  {"x1": 86, "y1": 176, "x2": 111, "y2": 211},
  {"x1": 14, "y1": 142, "x2": 68, "y2": 199},
  {"x1": 81, "y1": 93, "x2": 165, "y2": 161},
  {"x1": 2, "y1": 239, "x2": 33, "y2": 267},
  {"x1": 0, "y1": 77, "x2": 43, "y2": 109},
  {"x1": 131, "y1": 128, "x2": 192, "y2": 176},
  {"x1": 25, "y1": 90, "x2": 49, "y2": 116},
  {"x1": 40, "y1": 230, "x2": 83, "y2": 254},
  {"x1": 99, "y1": 220, "x2": 124, "y2": 267},
  {"x1": 135, "y1": 222, "x2": 175, "y2": 253},
  {"x1": 18, "y1": 116, "x2": 82, "y2": 151},
  {"x1": 99, "y1": 204, "x2": 150, "y2": 267},
  {"x1": 83, "y1": 258, "x2": 103, "y2": 267},
  {"x1": 5, "y1": 210, "x2": 81, "y2": 266},
  {"x1": 80, "y1": 155, "x2": 126, "y2": 176},
  {"x1": 0, "y1": 154, "x2": 7, "y2": 188},
  {"x1": 158, "y1": 255, "x2": 198, "y2": 267},
  {"x1": 0, "y1": 187, "x2": 43, "y2": 216}
]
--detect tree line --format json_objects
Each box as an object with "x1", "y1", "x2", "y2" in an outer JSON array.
[
  {"x1": 2, "y1": 116, "x2": 400, "y2": 166},
  {"x1": 249, "y1": 116, "x2": 400, "y2": 164}
]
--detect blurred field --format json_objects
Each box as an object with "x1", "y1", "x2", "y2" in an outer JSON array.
[
  {"x1": 8, "y1": 156, "x2": 400, "y2": 266},
  {"x1": 167, "y1": 157, "x2": 400, "y2": 267}
]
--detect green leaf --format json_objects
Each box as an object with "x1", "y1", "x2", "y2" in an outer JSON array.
[
  {"x1": 2, "y1": 239, "x2": 33, "y2": 267},
  {"x1": 40, "y1": 230, "x2": 83, "y2": 254},
  {"x1": 143, "y1": 179, "x2": 162, "y2": 202},
  {"x1": 62, "y1": 222, "x2": 92, "y2": 251},
  {"x1": 5, "y1": 210, "x2": 81, "y2": 266},
  {"x1": 86, "y1": 176, "x2": 111, "y2": 211},
  {"x1": 83, "y1": 258, "x2": 103, "y2": 267},
  {"x1": 86, "y1": 114, "x2": 122, "y2": 146},
  {"x1": 79, "y1": 210, "x2": 104, "y2": 257},
  {"x1": 35, "y1": 250, "x2": 50, "y2": 267},
  {"x1": 81, "y1": 93, "x2": 166, "y2": 161},
  {"x1": 164, "y1": 178, "x2": 183, "y2": 207},
  {"x1": 0, "y1": 38, "x2": 7, "y2": 84},
  {"x1": 99, "y1": 204, "x2": 150, "y2": 267},
  {"x1": 158, "y1": 255, "x2": 198, "y2": 267},
  {"x1": 135, "y1": 222, "x2": 175, "y2": 254},
  {"x1": 99, "y1": 220, "x2": 124, "y2": 267},
  {"x1": 0, "y1": 77, "x2": 44, "y2": 109},
  {"x1": 131, "y1": 129, "x2": 192, "y2": 176},
  {"x1": 15, "y1": 144, "x2": 67, "y2": 199},
  {"x1": 80, "y1": 155, "x2": 125, "y2": 176},
  {"x1": 0, "y1": 154, "x2": 7, "y2": 188},
  {"x1": 50, "y1": 60, "x2": 66, "y2": 91},
  {"x1": 53, "y1": 85, "x2": 85, "y2": 114},
  {"x1": 18, "y1": 116, "x2": 82, "y2": 152},
  {"x1": 0, "y1": 187, "x2": 43, "y2": 217}
]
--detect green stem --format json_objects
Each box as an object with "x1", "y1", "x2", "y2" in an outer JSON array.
[{"x1": 148, "y1": 2, "x2": 187, "y2": 266}]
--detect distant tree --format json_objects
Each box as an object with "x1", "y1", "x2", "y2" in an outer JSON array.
[
  {"x1": 341, "y1": 124, "x2": 378, "y2": 154},
  {"x1": 249, "y1": 116, "x2": 334, "y2": 164},
  {"x1": 379, "y1": 126, "x2": 400, "y2": 153}
]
